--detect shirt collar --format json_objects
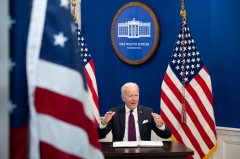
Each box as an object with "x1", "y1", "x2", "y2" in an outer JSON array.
[{"x1": 125, "y1": 105, "x2": 137, "y2": 113}]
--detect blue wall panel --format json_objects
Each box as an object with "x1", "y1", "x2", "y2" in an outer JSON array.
[
  {"x1": 211, "y1": 0, "x2": 240, "y2": 128},
  {"x1": 82, "y1": 0, "x2": 240, "y2": 128}
]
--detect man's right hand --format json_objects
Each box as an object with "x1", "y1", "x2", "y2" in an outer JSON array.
[{"x1": 101, "y1": 111, "x2": 115, "y2": 125}]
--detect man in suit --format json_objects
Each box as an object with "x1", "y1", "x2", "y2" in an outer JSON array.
[{"x1": 97, "y1": 82, "x2": 172, "y2": 142}]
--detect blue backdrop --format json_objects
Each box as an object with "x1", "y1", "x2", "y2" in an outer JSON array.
[{"x1": 81, "y1": 0, "x2": 240, "y2": 129}]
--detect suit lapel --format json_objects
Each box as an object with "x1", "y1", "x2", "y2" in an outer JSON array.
[
  {"x1": 119, "y1": 106, "x2": 125, "y2": 137},
  {"x1": 137, "y1": 105, "x2": 143, "y2": 138}
]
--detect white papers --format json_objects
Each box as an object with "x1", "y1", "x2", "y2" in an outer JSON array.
[
  {"x1": 139, "y1": 141, "x2": 163, "y2": 147},
  {"x1": 113, "y1": 141, "x2": 138, "y2": 147},
  {"x1": 113, "y1": 141, "x2": 163, "y2": 147}
]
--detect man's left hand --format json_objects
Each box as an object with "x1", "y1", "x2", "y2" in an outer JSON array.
[{"x1": 151, "y1": 112, "x2": 163, "y2": 127}]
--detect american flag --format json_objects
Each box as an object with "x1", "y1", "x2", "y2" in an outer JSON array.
[
  {"x1": 74, "y1": 19, "x2": 100, "y2": 127},
  {"x1": 26, "y1": 0, "x2": 104, "y2": 158},
  {"x1": 160, "y1": 20, "x2": 217, "y2": 159},
  {"x1": 9, "y1": 0, "x2": 30, "y2": 158}
]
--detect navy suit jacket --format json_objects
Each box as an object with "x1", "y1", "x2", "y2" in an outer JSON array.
[{"x1": 97, "y1": 105, "x2": 172, "y2": 142}]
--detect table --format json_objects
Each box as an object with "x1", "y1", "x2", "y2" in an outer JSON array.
[{"x1": 101, "y1": 141, "x2": 194, "y2": 159}]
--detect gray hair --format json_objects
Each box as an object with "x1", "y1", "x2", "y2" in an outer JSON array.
[{"x1": 121, "y1": 82, "x2": 139, "y2": 94}]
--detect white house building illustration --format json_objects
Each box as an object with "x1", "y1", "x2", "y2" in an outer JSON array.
[{"x1": 118, "y1": 18, "x2": 151, "y2": 38}]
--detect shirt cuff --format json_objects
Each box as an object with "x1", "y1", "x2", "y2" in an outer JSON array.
[
  {"x1": 156, "y1": 123, "x2": 165, "y2": 130},
  {"x1": 99, "y1": 121, "x2": 107, "y2": 129}
]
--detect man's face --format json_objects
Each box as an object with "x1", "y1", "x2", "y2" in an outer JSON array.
[{"x1": 121, "y1": 85, "x2": 139, "y2": 110}]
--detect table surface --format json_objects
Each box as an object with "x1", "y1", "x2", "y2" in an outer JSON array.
[{"x1": 101, "y1": 141, "x2": 194, "y2": 159}]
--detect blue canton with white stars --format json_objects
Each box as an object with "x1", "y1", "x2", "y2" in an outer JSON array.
[
  {"x1": 74, "y1": 21, "x2": 92, "y2": 66},
  {"x1": 170, "y1": 21, "x2": 204, "y2": 86}
]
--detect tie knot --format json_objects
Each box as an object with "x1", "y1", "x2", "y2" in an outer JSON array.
[{"x1": 130, "y1": 110, "x2": 133, "y2": 114}]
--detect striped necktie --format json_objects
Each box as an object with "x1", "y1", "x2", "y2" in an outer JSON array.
[{"x1": 128, "y1": 110, "x2": 136, "y2": 141}]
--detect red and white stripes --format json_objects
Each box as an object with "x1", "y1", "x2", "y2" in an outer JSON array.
[
  {"x1": 26, "y1": 0, "x2": 103, "y2": 158},
  {"x1": 161, "y1": 65, "x2": 217, "y2": 159},
  {"x1": 84, "y1": 59, "x2": 100, "y2": 126}
]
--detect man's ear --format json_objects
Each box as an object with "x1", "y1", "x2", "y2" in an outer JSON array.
[{"x1": 121, "y1": 94, "x2": 125, "y2": 101}]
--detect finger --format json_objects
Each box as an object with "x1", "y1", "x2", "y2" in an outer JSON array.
[
  {"x1": 105, "y1": 111, "x2": 113, "y2": 116},
  {"x1": 154, "y1": 113, "x2": 160, "y2": 116},
  {"x1": 111, "y1": 112, "x2": 116, "y2": 116},
  {"x1": 151, "y1": 113, "x2": 158, "y2": 118},
  {"x1": 153, "y1": 116, "x2": 161, "y2": 121},
  {"x1": 106, "y1": 111, "x2": 112, "y2": 114},
  {"x1": 151, "y1": 112, "x2": 155, "y2": 116}
]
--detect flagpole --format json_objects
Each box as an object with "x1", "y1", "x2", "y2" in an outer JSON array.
[
  {"x1": 0, "y1": 0, "x2": 9, "y2": 157},
  {"x1": 72, "y1": 0, "x2": 81, "y2": 28},
  {"x1": 180, "y1": 0, "x2": 186, "y2": 20},
  {"x1": 180, "y1": 0, "x2": 187, "y2": 123},
  {"x1": 72, "y1": 0, "x2": 76, "y2": 15}
]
